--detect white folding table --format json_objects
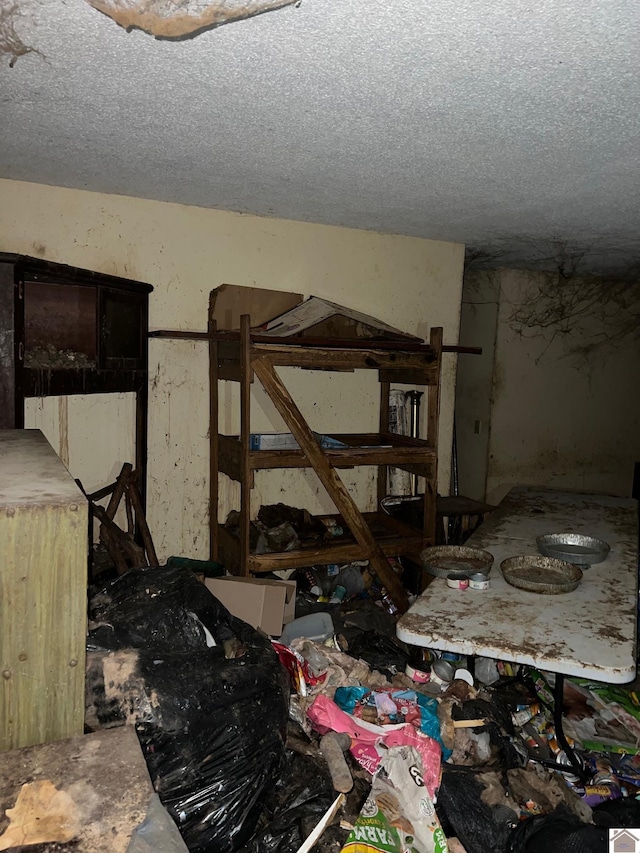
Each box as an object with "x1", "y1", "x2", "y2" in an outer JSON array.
[{"x1": 397, "y1": 486, "x2": 639, "y2": 778}]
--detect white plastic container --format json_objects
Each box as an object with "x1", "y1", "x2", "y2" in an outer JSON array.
[{"x1": 279, "y1": 612, "x2": 334, "y2": 646}]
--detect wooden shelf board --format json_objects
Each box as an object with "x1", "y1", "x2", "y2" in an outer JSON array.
[
  {"x1": 217, "y1": 511, "x2": 428, "y2": 574},
  {"x1": 215, "y1": 339, "x2": 439, "y2": 375},
  {"x1": 218, "y1": 432, "x2": 436, "y2": 477}
]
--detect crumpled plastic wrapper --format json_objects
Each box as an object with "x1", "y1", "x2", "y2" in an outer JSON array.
[
  {"x1": 293, "y1": 639, "x2": 388, "y2": 691},
  {"x1": 341, "y1": 746, "x2": 448, "y2": 853},
  {"x1": 288, "y1": 638, "x2": 389, "y2": 732}
]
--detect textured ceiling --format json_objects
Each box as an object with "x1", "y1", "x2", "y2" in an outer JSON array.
[{"x1": 1, "y1": 0, "x2": 639, "y2": 272}]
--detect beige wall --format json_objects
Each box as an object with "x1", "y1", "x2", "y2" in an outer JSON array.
[
  {"x1": 459, "y1": 269, "x2": 640, "y2": 502},
  {"x1": 454, "y1": 272, "x2": 499, "y2": 501},
  {"x1": 0, "y1": 179, "x2": 465, "y2": 559}
]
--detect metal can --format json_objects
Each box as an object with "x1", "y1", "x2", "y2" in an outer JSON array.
[
  {"x1": 380, "y1": 588, "x2": 398, "y2": 615},
  {"x1": 446, "y1": 572, "x2": 469, "y2": 590},
  {"x1": 405, "y1": 663, "x2": 431, "y2": 684},
  {"x1": 469, "y1": 572, "x2": 490, "y2": 590},
  {"x1": 431, "y1": 659, "x2": 455, "y2": 685}
]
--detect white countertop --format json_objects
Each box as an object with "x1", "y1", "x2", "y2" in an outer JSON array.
[{"x1": 397, "y1": 486, "x2": 639, "y2": 683}]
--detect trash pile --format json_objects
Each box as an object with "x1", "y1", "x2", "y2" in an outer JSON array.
[
  {"x1": 86, "y1": 566, "x2": 290, "y2": 853},
  {"x1": 85, "y1": 562, "x2": 640, "y2": 853}
]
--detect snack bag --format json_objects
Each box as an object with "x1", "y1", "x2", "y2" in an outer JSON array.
[
  {"x1": 341, "y1": 746, "x2": 448, "y2": 853},
  {"x1": 307, "y1": 694, "x2": 444, "y2": 798}
]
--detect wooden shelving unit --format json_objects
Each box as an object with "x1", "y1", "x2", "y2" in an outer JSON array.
[{"x1": 209, "y1": 314, "x2": 443, "y2": 612}]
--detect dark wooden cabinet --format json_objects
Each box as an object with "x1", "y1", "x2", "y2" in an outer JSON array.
[{"x1": 0, "y1": 254, "x2": 153, "y2": 496}]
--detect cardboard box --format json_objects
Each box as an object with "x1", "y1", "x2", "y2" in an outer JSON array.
[
  {"x1": 204, "y1": 576, "x2": 296, "y2": 637},
  {"x1": 259, "y1": 296, "x2": 420, "y2": 341},
  {"x1": 210, "y1": 284, "x2": 302, "y2": 330}
]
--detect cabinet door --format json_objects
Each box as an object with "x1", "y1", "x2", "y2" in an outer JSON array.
[
  {"x1": 100, "y1": 288, "x2": 148, "y2": 370},
  {"x1": 23, "y1": 278, "x2": 98, "y2": 369}
]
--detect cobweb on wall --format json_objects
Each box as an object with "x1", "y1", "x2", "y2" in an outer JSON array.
[
  {"x1": 86, "y1": 0, "x2": 299, "y2": 39},
  {"x1": 0, "y1": 0, "x2": 44, "y2": 66}
]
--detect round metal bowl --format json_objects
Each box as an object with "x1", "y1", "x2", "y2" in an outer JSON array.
[
  {"x1": 421, "y1": 545, "x2": 494, "y2": 579},
  {"x1": 500, "y1": 555, "x2": 583, "y2": 594},
  {"x1": 536, "y1": 533, "x2": 610, "y2": 566}
]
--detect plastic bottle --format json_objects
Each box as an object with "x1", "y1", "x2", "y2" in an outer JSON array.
[
  {"x1": 329, "y1": 585, "x2": 347, "y2": 604},
  {"x1": 331, "y1": 564, "x2": 365, "y2": 601}
]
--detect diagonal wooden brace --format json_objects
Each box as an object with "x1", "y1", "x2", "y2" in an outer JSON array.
[{"x1": 252, "y1": 354, "x2": 409, "y2": 613}]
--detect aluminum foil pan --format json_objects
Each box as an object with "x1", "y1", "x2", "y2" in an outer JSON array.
[
  {"x1": 501, "y1": 555, "x2": 583, "y2": 594},
  {"x1": 536, "y1": 533, "x2": 610, "y2": 566},
  {"x1": 421, "y1": 545, "x2": 494, "y2": 579}
]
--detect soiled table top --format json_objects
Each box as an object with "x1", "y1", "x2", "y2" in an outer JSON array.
[{"x1": 397, "y1": 486, "x2": 639, "y2": 682}]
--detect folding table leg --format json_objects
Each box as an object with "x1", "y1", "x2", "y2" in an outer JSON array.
[{"x1": 553, "y1": 674, "x2": 588, "y2": 782}]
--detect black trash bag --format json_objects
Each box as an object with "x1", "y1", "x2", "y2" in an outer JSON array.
[
  {"x1": 239, "y1": 751, "x2": 335, "y2": 853},
  {"x1": 346, "y1": 630, "x2": 410, "y2": 678},
  {"x1": 436, "y1": 766, "x2": 513, "y2": 853},
  {"x1": 452, "y1": 696, "x2": 522, "y2": 770},
  {"x1": 593, "y1": 796, "x2": 640, "y2": 828},
  {"x1": 88, "y1": 563, "x2": 243, "y2": 654},
  {"x1": 506, "y1": 807, "x2": 607, "y2": 853},
  {"x1": 86, "y1": 566, "x2": 290, "y2": 853},
  {"x1": 335, "y1": 599, "x2": 400, "y2": 642}
]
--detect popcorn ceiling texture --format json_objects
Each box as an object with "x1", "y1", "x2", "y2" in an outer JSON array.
[{"x1": 0, "y1": 0, "x2": 638, "y2": 269}]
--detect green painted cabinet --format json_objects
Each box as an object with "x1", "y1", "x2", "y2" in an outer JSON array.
[{"x1": 0, "y1": 429, "x2": 88, "y2": 751}]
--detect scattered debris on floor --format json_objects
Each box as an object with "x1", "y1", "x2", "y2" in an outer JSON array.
[{"x1": 82, "y1": 556, "x2": 640, "y2": 853}]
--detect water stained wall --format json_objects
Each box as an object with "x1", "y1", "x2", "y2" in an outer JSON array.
[
  {"x1": 456, "y1": 268, "x2": 640, "y2": 502},
  {"x1": 1, "y1": 178, "x2": 465, "y2": 560}
]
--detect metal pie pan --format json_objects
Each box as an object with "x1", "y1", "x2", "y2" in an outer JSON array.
[
  {"x1": 421, "y1": 545, "x2": 494, "y2": 579},
  {"x1": 536, "y1": 533, "x2": 610, "y2": 565},
  {"x1": 501, "y1": 555, "x2": 583, "y2": 594}
]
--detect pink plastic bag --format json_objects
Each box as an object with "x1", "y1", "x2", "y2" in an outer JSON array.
[{"x1": 307, "y1": 694, "x2": 442, "y2": 798}]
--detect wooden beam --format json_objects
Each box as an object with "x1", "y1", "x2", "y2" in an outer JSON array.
[
  {"x1": 104, "y1": 463, "x2": 133, "y2": 521},
  {"x1": 251, "y1": 354, "x2": 409, "y2": 612},
  {"x1": 239, "y1": 315, "x2": 252, "y2": 576},
  {"x1": 423, "y1": 327, "x2": 443, "y2": 562},
  {"x1": 377, "y1": 379, "x2": 390, "y2": 512},
  {"x1": 127, "y1": 478, "x2": 159, "y2": 567},
  {"x1": 209, "y1": 314, "x2": 220, "y2": 561}
]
